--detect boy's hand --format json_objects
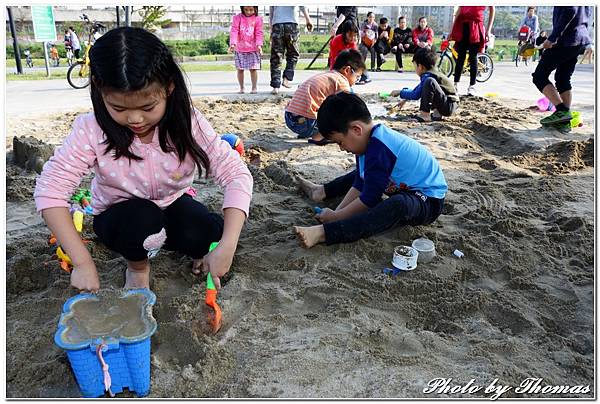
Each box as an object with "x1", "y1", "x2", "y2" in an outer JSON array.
[
  {"x1": 390, "y1": 90, "x2": 401, "y2": 97},
  {"x1": 70, "y1": 261, "x2": 100, "y2": 293},
  {"x1": 542, "y1": 39, "x2": 554, "y2": 49},
  {"x1": 306, "y1": 22, "x2": 314, "y2": 32},
  {"x1": 200, "y1": 243, "x2": 234, "y2": 290},
  {"x1": 316, "y1": 208, "x2": 337, "y2": 223},
  {"x1": 404, "y1": 43, "x2": 410, "y2": 49},
  {"x1": 396, "y1": 99, "x2": 408, "y2": 109}
]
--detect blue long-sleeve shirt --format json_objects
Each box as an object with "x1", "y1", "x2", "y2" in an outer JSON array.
[
  {"x1": 548, "y1": 6, "x2": 592, "y2": 47},
  {"x1": 352, "y1": 124, "x2": 447, "y2": 208},
  {"x1": 399, "y1": 72, "x2": 434, "y2": 100}
]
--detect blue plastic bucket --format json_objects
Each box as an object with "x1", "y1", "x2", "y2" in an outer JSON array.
[{"x1": 54, "y1": 289, "x2": 157, "y2": 397}]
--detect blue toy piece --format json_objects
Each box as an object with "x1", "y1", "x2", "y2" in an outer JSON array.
[
  {"x1": 383, "y1": 267, "x2": 401, "y2": 276},
  {"x1": 313, "y1": 206, "x2": 322, "y2": 214},
  {"x1": 54, "y1": 289, "x2": 157, "y2": 398}
]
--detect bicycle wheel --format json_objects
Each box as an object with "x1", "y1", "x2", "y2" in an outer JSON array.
[
  {"x1": 515, "y1": 54, "x2": 520, "y2": 67},
  {"x1": 437, "y1": 51, "x2": 454, "y2": 78},
  {"x1": 67, "y1": 61, "x2": 90, "y2": 89},
  {"x1": 475, "y1": 53, "x2": 493, "y2": 83}
]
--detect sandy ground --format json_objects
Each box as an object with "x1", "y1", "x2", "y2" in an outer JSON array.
[{"x1": 6, "y1": 94, "x2": 595, "y2": 398}]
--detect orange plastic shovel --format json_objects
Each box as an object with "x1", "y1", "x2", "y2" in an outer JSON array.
[{"x1": 205, "y1": 242, "x2": 222, "y2": 334}]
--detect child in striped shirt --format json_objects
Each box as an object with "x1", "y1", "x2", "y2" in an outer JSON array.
[{"x1": 284, "y1": 49, "x2": 365, "y2": 145}]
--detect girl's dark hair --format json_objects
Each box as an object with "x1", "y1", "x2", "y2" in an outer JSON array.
[
  {"x1": 240, "y1": 6, "x2": 259, "y2": 16},
  {"x1": 89, "y1": 27, "x2": 210, "y2": 176},
  {"x1": 367, "y1": 11, "x2": 374, "y2": 18},
  {"x1": 341, "y1": 20, "x2": 358, "y2": 42},
  {"x1": 527, "y1": 6, "x2": 535, "y2": 12},
  {"x1": 418, "y1": 16, "x2": 427, "y2": 23}
]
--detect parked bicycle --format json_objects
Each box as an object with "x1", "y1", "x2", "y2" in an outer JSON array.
[
  {"x1": 437, "y1": 39, "x2": 494, "y2": 83},
  {"x1": 66, "y1": 14, "x2": 105, "y2": 89}
]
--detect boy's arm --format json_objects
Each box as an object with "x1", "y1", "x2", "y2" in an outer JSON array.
[
  {"x1": 487, "y1": 6, "x2": 495, "y2": 37},
  {"x1": 359, "y1": 138, "x2": 397, "y2": 208},
  {"x1": 547, "y1": 7, "x2": 577, "y2": 44},
  {"x1": 301, "y1": 7, "x2": 313, "y2": 31},
  {"x1": 399, "y1": 74, "x2": 428, "y2": 100},
  {"x1": 336, "y1": 186, "x2": 361, "y2": 210},
  {"x1": 331, "y1": 193, "x2": 368, "y2": 221}
]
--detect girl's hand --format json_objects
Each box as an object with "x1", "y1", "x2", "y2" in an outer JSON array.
[
  {"x1": 200, "y1": 243, "x2": 234, "y2": 290},
  {"x1": 258, "y1": 45, "x2": 263, "y2": 56},
  {"x1": 390, "y1": 89, "x2": 401, "y2": 97},
  {"x1": 70, "y1": 260, "x2": 100, "y2": 293},
  {"x1": 316, "y1": 207, "x2": 337, "y2": 224},
  {"x1": 228, "y1": 44, "x2": 236, "y2": 53}
]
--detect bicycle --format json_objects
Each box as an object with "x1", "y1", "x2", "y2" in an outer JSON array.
[
  {"x1": 67, "y1": 14, "x2": 105, "y2": 89},
  {"x1": 515, "y1": 25, "x2": 535, "y2": 67},
  {"x1": 437, "y1": 39, "x2": 494, "y2": 83},
  {"x1": 24, "y1": 49, "x2": 34, "y2": 68}
]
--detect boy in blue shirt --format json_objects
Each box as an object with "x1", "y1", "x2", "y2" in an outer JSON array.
[
  {"x1": 294, "y1": 92, "x2": 447, "y2": 248},
  {"x1": 390, "y1": 48, "x2": 459, "y2": 122}
]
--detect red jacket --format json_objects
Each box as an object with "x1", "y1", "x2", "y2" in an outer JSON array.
[
  {"x1": 328, "y1": 34, "x2": 358, "y2": 68},
  {"x1": 412, "y1": 26, "x2": 434, "y2": 46},
  {"x1": 449, "y1": 6, "x2": 487, "y2": 53}
]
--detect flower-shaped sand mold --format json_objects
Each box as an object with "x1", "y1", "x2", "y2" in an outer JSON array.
[{"x1": 55, "y1": 288, "x2": 157, "y2": 350}]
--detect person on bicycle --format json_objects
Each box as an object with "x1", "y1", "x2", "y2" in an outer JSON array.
[
  {"x1": 532, "y1": 6, "x2": 592, "y2": 125},
  {"x1": 448, "y1": 6, "x2": 495, "y2": 96},
  {"x1": 522, "y1": 6, "x2": 540, "y2": 44}
]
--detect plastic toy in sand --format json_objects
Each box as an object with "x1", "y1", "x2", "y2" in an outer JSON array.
[
  {"x1": 54, "y1": 289, "x2": 158, "y2": 398},
  {"x1": 378, "y1": 91, "x2": 392, "y2": 98},
  {"x1": 205, "y1": 242, "x2": 223, "y2": 334},
  {"x1": 537, "y1": 97, "x2": 556, "y2": 112},
  {"x1": 313, "y1": 206, "x2": 322, "y2": 214},
  {"x1": 221, "y1": 133, "x2": 245, "y2": 156},
  {"x1": 72, "y1": 188, "x2": 93, "y2": 214}
]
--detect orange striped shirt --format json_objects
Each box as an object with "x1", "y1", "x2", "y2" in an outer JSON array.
[{"x1": 285, "y1": 71, "x2": 351, "y2": 120}]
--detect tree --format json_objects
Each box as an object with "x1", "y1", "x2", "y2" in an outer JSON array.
[{"x1": 138, "y1": 6, "x2": 171, "y2": 32}]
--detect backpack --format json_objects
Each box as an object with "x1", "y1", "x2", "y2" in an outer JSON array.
[{"x1": 363, "y1": 29, "x2": 376, "y2": 48}]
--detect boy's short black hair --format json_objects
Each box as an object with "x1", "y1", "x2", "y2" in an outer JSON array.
[
  {"x1": 380, "y1": 17, "x2": 388, "y2": 24},
  {"x1": 332, "y1": 48, "x2": 366, "y2": 71},
  {"x1": 317, "y1": 92, "x2": 372, "y2": 138},
  {"x1": 399, "y1": 16, "x2": 406, "y2": 21},
  {"x1": 412, "y1": 47, "x2": 437, "y2": 70}
]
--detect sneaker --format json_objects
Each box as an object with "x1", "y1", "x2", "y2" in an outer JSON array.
[
  {"x1": 540, "y1": 110, "x2": 573, "y2": 125},
  {"x1": 375, "y1": 67, "x2": 382, "y2": 72},
  {"x1": 467, "y1": 85, "x2": 477, "y2": 96},
  {"x1": 397, "y1": 69, "x2": 404, "y2": 73},
  {"x1": 362, "y1": 78, "x2": 372, "y2": 84}
]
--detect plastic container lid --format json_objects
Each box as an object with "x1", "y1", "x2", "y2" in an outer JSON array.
[{"x1": 412, "y1": 238, "x2": 435, "y2": 252}]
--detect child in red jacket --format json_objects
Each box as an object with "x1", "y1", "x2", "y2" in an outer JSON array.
[{"x1": 328, "y1": 20, "x2": 359, "y2": 68}]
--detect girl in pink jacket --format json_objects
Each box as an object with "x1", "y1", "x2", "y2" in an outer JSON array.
[
  {"x1": 34, "y1": 27, "x2": 253, "y2": 293},
  {"x1": 229, "y1": 6, "x2": 264, "y2": 93}
]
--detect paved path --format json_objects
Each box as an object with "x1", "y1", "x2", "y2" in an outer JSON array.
[{"x1": 6, "y1": 62, "x2": 595, "y2": 118}]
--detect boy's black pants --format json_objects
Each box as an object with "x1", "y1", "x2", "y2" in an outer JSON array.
[
  {"x1": 93, "y1": 194, "x2": 224, "y2": 262},
  {"x1": 420, "y1": 77, "x2": 459, "y2": 116},
  {"x1": 532, "y1": 45, "x2": 585, "y2": 94},
  {"x1": 320, "y1": 170, "x2": 444, "y2": 245}
]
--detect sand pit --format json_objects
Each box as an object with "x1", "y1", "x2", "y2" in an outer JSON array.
[{"x1": 6, "y1": 95, "x2": 594, "y2": 398}]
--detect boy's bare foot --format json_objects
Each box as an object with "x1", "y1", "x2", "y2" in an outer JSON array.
[
  {"x1": 294, "y1": 225, "x2": 326, "y2": 248},
  {"x1": 271, "y1": 87, "x2": 279, "y2": 95},
  {"x1": 297, "y1": 176, "x2": 326, "y2": 202},
  {"x1": 419, "y1": 111, "x2": 432, "y2": 122},
  {"x1": 282, "y1": 78, "x2": 292, "y2": 88}
]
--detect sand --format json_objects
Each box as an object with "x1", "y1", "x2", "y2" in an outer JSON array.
[{"x1": 6, "y1": 95, "x2": 594, "y2": 398}]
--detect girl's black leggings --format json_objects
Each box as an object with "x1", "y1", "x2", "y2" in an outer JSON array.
[{"x1": 93, "y1": 194, "x2": 224, "y2": 262}]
